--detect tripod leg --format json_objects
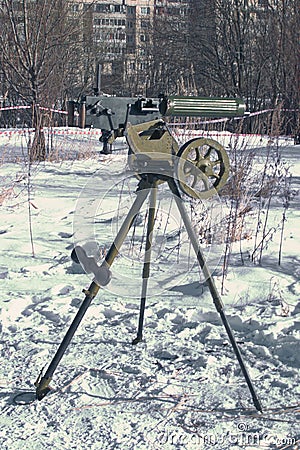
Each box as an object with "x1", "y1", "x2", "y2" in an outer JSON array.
[
  {"x1": 35, "y1": 182, "x2": 151, "y2": 400},
  {"x1": 35, "y1": 281, "x2": 100, "y2": 399},
  {"x1": 132, "y1": 181, "x2": 158, "y2": 344},
  {"x1": 168, "y1": 179, "x2": 262, "y2": 412}
]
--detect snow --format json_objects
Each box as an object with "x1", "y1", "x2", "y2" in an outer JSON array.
[{"x1": 0, "y1": 128, "x2": 299, "y2": 449}]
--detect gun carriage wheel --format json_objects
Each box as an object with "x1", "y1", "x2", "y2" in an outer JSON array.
[{"x1": 176, "y1": 138, "x2": 230, "y2": 199}]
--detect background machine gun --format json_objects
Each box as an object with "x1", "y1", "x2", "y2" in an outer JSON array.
[
  {"x1": 69, "y1": 94, "x2": 245, "y2": 154},
  {"x1": 69, "y1": 94, "x2": 245, "y2": 199},
  {"x1": 34, "y1": 95, "x2": 263, "y2": 412}
]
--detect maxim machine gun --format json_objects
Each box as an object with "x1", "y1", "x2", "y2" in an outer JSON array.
[
  {"x1": 69, "y1": 94, "x2": 245, "y2": 198},
  {"x1": 30, "y1": 95, "x2": 264, "y2": 412}
]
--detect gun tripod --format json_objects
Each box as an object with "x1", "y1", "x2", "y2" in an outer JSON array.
[{"x1": 34, "y1": 172, "x2": 262, "y2": 412}]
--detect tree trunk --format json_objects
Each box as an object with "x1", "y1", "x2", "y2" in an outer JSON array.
[{"x1": 30, "y1": 103, "x2": 46, "y2": 162}]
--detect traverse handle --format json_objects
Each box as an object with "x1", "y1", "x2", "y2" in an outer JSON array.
[{"x1": 71, "y1": 246, "x2": 111, "y2": 286}]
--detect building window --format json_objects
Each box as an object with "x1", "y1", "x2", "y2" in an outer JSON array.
[
  {"x1": 141, "y1": 20, "x2": 150, "y2": 28},
  {"x1": 127, "y1": 6, "x2": 135, "y2": 15},
  {"x1": 155, "y1": 7, "x2": 164, "y2": 15},
  {"x1": 102, "y1": 63, "x2": 113, "y2": 75},
  {"x1": 257, "y1": 0, "x2": 269, "y2": 7},
  {"x1": 141, "y1": 7, "x2": 151, "y2": 15},
  {"x1": 94, "y1": 4, "x2": 109, "y2": 13}
]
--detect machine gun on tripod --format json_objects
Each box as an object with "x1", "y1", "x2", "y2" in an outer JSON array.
[{"x1": 32, "y1": 94, "x2": 263, "y2": 412}]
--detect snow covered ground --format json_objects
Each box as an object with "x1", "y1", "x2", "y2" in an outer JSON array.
[{"x1": 0, "y1": 128, "x2": 299, "y2": 449}]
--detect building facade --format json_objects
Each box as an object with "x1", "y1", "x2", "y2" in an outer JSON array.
[
  {"x1": 69, "y1": 0, "x2": 276, "y2": 95},
  {"x1": 69, "y1": 0, "x2": 193, "y2": 94}
]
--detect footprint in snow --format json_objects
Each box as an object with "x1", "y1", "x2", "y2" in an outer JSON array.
[
  {"x1": 51, "y1": 284, "x2": 75, "y2": 296},
  {"x1": 39, "y1": 309, "x2": 62, "y2": 323},
  {"x1": 58, "y1": 232, "x2": 73, "y2": 239},
  {"x1": 0, "y1": 266, "x2": 9, "y2": 279}
]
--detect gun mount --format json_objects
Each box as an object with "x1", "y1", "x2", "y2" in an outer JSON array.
[{"x1": 68, "y1": 95, "x2": 246, "y2": 199}]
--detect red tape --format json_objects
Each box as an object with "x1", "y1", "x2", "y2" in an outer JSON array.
[
  {"x1": 0, "y1": 127, "x2": 101, "y2": 136},
  {"x1": 0, "y1": 105, "x2": 67, "y2": 114},
  {"x1": 0, "y1": 106, "x2": 31, "y2": 111}
]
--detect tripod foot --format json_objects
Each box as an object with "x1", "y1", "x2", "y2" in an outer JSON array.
[
  {"x1": 35, "y1": 375, "x2": 52, "y2": 400},
  {"x1": 132, "y1": 335, "x2": 143, "y2": 345},
  {"x1": 253, "y1": 396, "x2": 263, "y2": 413}
]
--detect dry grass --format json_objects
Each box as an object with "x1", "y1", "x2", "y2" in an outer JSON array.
[
  {"x1": 0, "y1": 185, "x2": 15, "y2": 206},
  {"x1": 44, "y1": 129, "x2": 100, "y2": 162},
  {"x1": 168, "y1": 108, "x2": 293, "y2": 291}
]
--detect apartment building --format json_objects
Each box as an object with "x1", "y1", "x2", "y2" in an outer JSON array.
[
  {"x1": 69, "y1": 0, "x2": 193, "y2": 93},
  {"x1": 72, "y1": 1, "x2": 271, "y2": 95}
]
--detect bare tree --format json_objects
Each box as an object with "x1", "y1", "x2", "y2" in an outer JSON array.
[
  {"x1": 269, "y1": 0, "x2": 300, "y2": 132},
  {"x1": 186, "y1": 0, "x2": 299, "y2": 133},
  {"x1": 147, "y1": 3, "x2": 198, "y2": 96},
  {"x1": 0, "y1": 0, "x2": 81, "y2": 160}
]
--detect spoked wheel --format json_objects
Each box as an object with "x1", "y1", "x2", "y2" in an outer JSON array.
[{"x1": 175, "y1": 138, "x2": 230, "y2": 199}]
